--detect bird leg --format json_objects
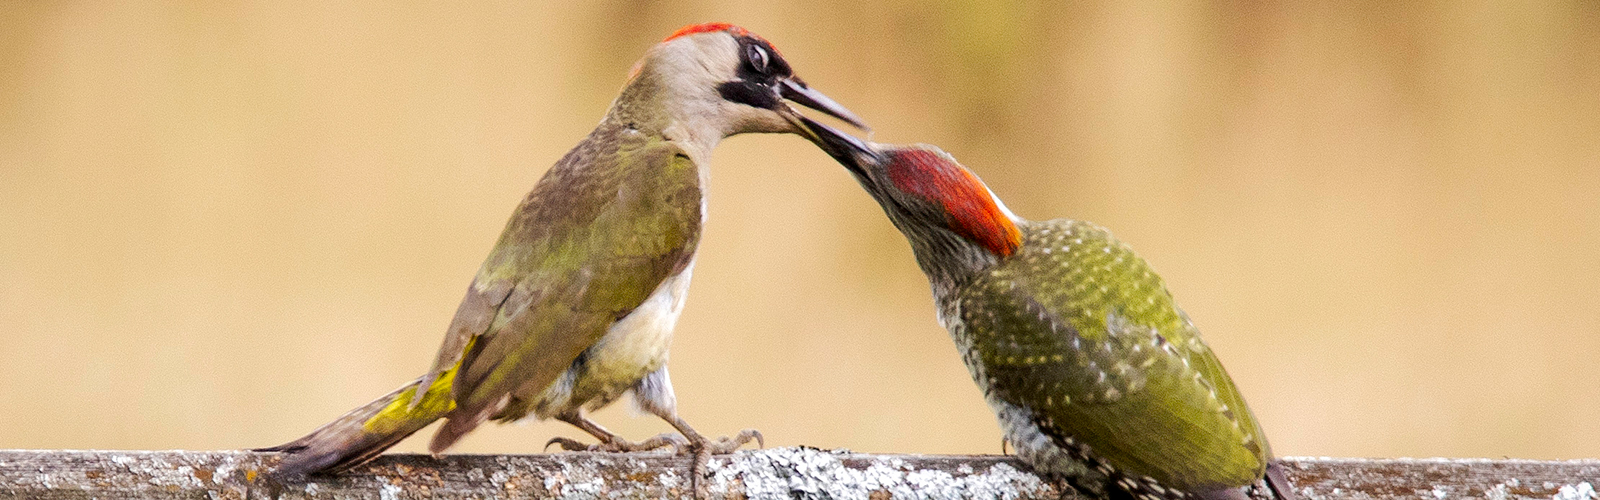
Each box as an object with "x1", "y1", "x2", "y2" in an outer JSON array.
[
  {"x1": 661, "y1": 414, "x2": 764, "y2": 455},
  {"x1": 632, "y1": 365, "x2": 764, "y2": 455},
  {"x1": 545, "y1": 411, "x2": 686, "y2": 453},
  {"x1": 631, "y1": 366, "x2": 762, "y2": 497}
]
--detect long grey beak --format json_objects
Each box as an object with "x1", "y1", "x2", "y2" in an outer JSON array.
[
  {"x1": 780, "y1": 78, "x2": 870, "y2": 132},
  {"x1": 798, "y1": 115, "x2": 879, "y2": 178}
]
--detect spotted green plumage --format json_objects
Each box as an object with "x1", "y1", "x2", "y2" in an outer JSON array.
[
  {"x1": 795, "y1": 127, "x2": 1286, "y2": 499},
  {"x1": 955, "y1": 219, "x2": 1267, "y2": 492}
]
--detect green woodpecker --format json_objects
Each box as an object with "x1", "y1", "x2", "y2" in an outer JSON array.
[
  {"x1": 263, "y1": 23, "x2": 866, "y2": 476},
  {"x1": 801, "y1": 118, "x2": 1294, "y2": 500}
]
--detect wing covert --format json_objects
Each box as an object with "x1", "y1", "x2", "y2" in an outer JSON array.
[{"x1": 417, "y1": 131, "x2": 703, "y2": 451}]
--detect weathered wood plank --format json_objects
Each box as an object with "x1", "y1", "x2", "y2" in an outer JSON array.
[
  {"x1": 0, "y1": 449, "x2": 1595, "y2": 499},
  {"x1": 1284, "y1": 457, "x2": 1599, "y2": 500},
  {"x1": 0, "y1": 448, "x2": 1058, "y2": 499}
]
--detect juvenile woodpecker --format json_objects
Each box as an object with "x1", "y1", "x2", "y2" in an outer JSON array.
[
  {"x1": 801, "y1": 118, "x2": 1294, "y2": 500},
  {"x1": 262, "y1": 23, "x2": 866, "y2": 477}
]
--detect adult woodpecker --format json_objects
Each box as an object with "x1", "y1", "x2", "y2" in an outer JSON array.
[
  {"x1": 800, "y1": 118, "x2": 1295, "y2": 500},
  {"x1": 262, "y1": 23, "x2": 867, "y2": 477}
]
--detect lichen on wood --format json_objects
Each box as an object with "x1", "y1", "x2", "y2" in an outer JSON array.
[{"x1": 1, "y1": 449, "x2": 1597, "y2": 499}]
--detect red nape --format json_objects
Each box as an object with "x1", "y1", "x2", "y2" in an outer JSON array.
[
  {"x1": 885, "y1": 149, "x2": 1022, "y2": 257},
  {"x1": 664, "y1": 23, "x2": 749, "y2": 42}
]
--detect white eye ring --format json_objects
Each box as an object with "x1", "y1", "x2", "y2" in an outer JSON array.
[{"x1": 747, "y1": 45, "x2": 769, "y2": 73}]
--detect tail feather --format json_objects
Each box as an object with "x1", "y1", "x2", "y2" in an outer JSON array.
[
  {"x1": 428, "y1": 392, "x2": 511, "y2": 454},
  {"x1": 259, "y1": 372, "x2": 457, "y2": 478}
]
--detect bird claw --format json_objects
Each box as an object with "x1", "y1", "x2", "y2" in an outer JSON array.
[
  {"x1": 544, "y1": 437, "x2": 591, "y2": 452},
  {"x1": 544, "y1": 433, "x2": 686, "y2": 453},
  {"x1": 679, "y1": 429, "x2": 762, "y2": 499},
  {"x1": 691, "y1": 429, "x2": 763, "y2": 455}
]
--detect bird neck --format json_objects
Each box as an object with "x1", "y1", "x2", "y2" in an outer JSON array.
[
  {"x1": 889, "y1": 211, "x2": 1010, "y2": 298},
  {"x1": 603, "y1": 56, "x2": 730, "y2": 160}
]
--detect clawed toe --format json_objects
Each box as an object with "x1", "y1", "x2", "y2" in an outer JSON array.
[
  {"x1": 697, "y1": 428, "x2": 763, "y2": 455},
  {"x1": 630, "y1": 432, "x2": 690, "y2": 453},
  {"x1": 545, "y1": 437, "x2": 592, "y2": 452},
  {"x1": 545, "y1": 433, "x2": 685, "y2": 453},
  {"x1": 673, "y1": 427, "x2": 763, "y2": 499}
]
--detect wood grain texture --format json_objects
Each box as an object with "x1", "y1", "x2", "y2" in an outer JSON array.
[{"x1": 0, "y1": 449, "x2": 1595, "y2": 499}]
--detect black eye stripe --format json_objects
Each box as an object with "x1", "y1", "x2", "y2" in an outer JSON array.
[
  {"x1": 717, "y1": 80, "x2": 780, "y2": 109},
  {"x1": 721, "y1": 36, "x2": 792, "y2": 109}
]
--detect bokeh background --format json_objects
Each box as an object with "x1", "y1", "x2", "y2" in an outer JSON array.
[{"x1": 2, "y1": 2, "x2": 1597, "y2": 460}]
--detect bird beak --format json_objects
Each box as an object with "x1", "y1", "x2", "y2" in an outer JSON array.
[
  {"x1": 797, "y1": 115, "x2": 879, "y2": 179},
  {"x1": 779, "y1": 78, "x2": 870, "y2": 133}
]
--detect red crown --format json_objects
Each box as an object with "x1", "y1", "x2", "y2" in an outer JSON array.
[{"x1": 664, "y1": 22, "x2": 750, "y2": 42}]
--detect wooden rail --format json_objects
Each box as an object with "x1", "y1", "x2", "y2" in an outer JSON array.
[{"x1": 1, "y1": 448, "x2": 1595, "y2": 499}]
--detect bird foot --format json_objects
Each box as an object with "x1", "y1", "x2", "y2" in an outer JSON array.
[
  {"x1": 681, "y1": 429, "x2": 762, "y2": 499},
  {"x1": 688, "y1": 428, "x2": 763, "y2": 455},
  {"x1": 543, "y1": 432, "x2": 687, "y2": 453}
]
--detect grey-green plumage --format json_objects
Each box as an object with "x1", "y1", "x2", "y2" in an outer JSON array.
[
  {"x1": 263, "y1": 23, "x2": 868, "y2": 478},
  {"x1": 266, "y1": 101, "x2": 707, "y2": 477},
  {"x1": 428, "y1": 124, "x2": 704, "y2": 448}
]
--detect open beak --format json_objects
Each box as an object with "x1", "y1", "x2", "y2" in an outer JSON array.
[
  {"x1": 779, "y1": 78, "x2": 870, "y2": 133},
  {"x1": 797, "y1": 115, "x2": 879, "y2": 179}
]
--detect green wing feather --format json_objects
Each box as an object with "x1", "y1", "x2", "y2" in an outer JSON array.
[
  {"x1": 265, "y1": 125, "x2": 703, "y2": 475},
  {"x1": 959, "y1": 219, "x2": 1268, "y2": 490},
  {"x1": 423, "y1": 126, "x2": 703, "y2": 452}
]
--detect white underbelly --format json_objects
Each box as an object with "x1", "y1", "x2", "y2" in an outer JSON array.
[
  {"x1": 526, "y1": 261, "x2": 697, "y2": 418},
  {"x1": 588, "y1": 260, "x2": 695, "y2": 374}
]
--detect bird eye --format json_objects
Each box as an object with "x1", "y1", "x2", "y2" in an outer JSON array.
[{"x1": 746, "y1": 44, "x2": 769, "y2": 73}]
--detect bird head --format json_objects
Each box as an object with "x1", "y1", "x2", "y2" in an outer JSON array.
[
  {"x1": 624, "y1": 23, "x2": 868, "y2": 141},
  {"x1": 802, "y1": 116, "x2": 1023, "y2": 270}
]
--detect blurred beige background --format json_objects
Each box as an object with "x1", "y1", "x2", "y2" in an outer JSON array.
[{"x1": 2, "y1": 2, "x2": 1597, "y2": 460}]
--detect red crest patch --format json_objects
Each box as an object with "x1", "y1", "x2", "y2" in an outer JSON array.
[
  {"x1": 885, "y1": 149, "x2": 1022, "y2": 257},
  {"x1": 664, "y1": 23, "x2": 750, "y2": 42}
]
